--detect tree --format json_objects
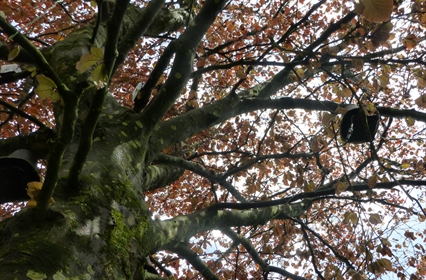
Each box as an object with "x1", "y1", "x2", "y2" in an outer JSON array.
[{"x1": 0, "y1": 0, "x2": 425, "y2": 279}]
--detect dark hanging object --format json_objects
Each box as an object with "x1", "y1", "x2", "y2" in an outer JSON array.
[
  {"x1": 0, "y1": 149, "x2": 40, "y2": 204},
  {"x1": 340, "y1": 105, "x2": 380, "y2": 144}
]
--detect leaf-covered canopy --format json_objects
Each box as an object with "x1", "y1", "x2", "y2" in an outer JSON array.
[{"x1": 0, "y1": 0, "x2": 426, "y2": 279}]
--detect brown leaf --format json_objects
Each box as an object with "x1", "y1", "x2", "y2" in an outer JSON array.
[
  {"x1": 404, "y1": 230, "x2": 416, "y2": 241},
  {"x1": 415, "y1": 95, "x2": 426, "y2": 108},
  {"x1": 369, "y1": 213, "x2": 382, "y2": 225},
  {"x1": 361, "y1": 0, "x2": 393, "y2": 22},
  {"x1": 367, "y1": 174, "x2": 378, "y2": 188}
]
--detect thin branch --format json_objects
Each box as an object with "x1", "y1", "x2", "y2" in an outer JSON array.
[
  {"x1": 294, "y1": 218, "x2": 356, "y2": 271},
  {"x1": 0, "y1": 16, "x2": 73, "y2": 102},
  {"x1": 0, "y1": 100, "x2": 46, "y2": 128},
  {"x1": 301, "y1": 227, "x2": 326, "y2": 280},
  {"x1": 155, "y1": 153, "x2": 247, "y2": 202},
  {"x1": 210, "y1": 180, "x2": 426, "y2": 211},
  {"x1": 113, "y1": 0, "x2": 166, "y2": 76},
  {"x1": 268, "y1": 266, "x2": 309, "y2": 280},
  {"x1": 172, "y1": 243, "x2": 220, "y2": 280},
  {"x1": 221, "y1": 228, "x2": 268, "y2": 271},
  {"x1": 0, "y1": 70, "x2": 31, "y2": 84}
]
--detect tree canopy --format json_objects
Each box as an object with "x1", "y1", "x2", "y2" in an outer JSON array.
[{"x1": 0, "y1": 0, "x2": 426, "y2": 279}]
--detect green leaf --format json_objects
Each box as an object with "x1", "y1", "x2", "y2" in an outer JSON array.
[
  {"x1": 76, "y1": 47, "x2": 104, "y2": 73},
  {"x1": 36, "y1": 75, "x2": 57, "y2": 88},
  {"x1": 34, "y1": 75, "x2": 57, "y2": 100},
  {"x1": 8, "y1": 46, "x2": 20, "y2": 61},
  {"x1": 92, "y1": 64, "x2": 108, "y2": 89}
]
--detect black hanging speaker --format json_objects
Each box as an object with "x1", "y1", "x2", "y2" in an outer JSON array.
[
  {"x1": 340, "y1": 105, "x2": 380, "y2": 144},
  {"x1": 0, "y1": 149, "x2": 40, "y2": 204}
]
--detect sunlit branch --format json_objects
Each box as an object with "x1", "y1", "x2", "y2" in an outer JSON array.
[
  {"x1": 171, "y1": 243, "x2": 219, "y2": 280},
  {"x1": 141, "y1": 0, "x2": 228, "y2": 130},
  {"x1": 155, "y1": 201, "x2": 312, "y2": 251},
  {"x1": 0, "y1": 100, "x2": 46, "y2": 129},
  {"x1": 152, "y1": 92, "x2": 426, "y2": 155},
  {"x1": 154, "y1": 154, "x2": 247, "y2": 202}
]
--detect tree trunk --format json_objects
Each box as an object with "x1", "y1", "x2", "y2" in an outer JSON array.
[{"x1": 0, "y1": 4, "x2": 190, "y2": 279}]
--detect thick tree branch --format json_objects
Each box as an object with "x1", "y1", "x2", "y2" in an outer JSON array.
[
  {"x1": 0, "y1": 70, "x2": 31, "y2": 84},
  {"x1": 143, "y1": 164, "x2": 184, "y2": 191},
  {"x1": 141, "y1": 0, "x2": 228, "y2": 130},
  {"x1": 66, "y1": 1, "x2": 130, "y2": 189},
  {"x1": 153, "y1": 200, "x2": 312, "y2": 251},
  {"x1": 151, "y1": 94, "x2": 426, "y2": 154},
  {"x1": 0, "y1": 128, "x2": 54, "y2": 158}
]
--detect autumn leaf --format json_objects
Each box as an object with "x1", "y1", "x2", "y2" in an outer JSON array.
[
  {"x1": 360, "y1": 0, "x2": 393, "y2": 23},
  {"x1": 367, "y1": 261, "x2": 385, "y2": 274},
  {"x1": 303, "y1": 180, "x2": 315, "y2": 192},
  {"x1": 92, "y1": 64, "x2": 108, "y2": 89},
  {"x1": 367, "y1": 174, "x2": 378, "y2": 188},
  {"x1": 376, "y1": 258, "x2": 392, "y2": 271},
  {"x1": 352, "y1": 59, "x2": 365, "y2": 71},
  {"x1": 371, "y1": 22, "x2": 393, "y2": 47},
  {"x1": 335, "y1": 181, "x2": 348, "y2": 195},
  {"x1": 369, "y1": 213, "x2": 382, "y2": 225},
  {"x1": 405, "y1": 117, "x2": 415, "y2": 127},
  {"x1": 321, "y1": 112, "x2": 334, "y2": 126},
  {"x1": 8, "y1": 46, "x2": 20, "y2": 61},
  {"x1": 310, "y1": 135, "x2": 320, "y2": 153},
  {"x1": 343, "y1": 211, "x2": 359, "y2": 225},
  {"x1": 34, "y1": 75, "x2": 58, "y2": 100},
  {"x1": 27, "y1": 181, "x2": 43, "y2": 199},
  {"x1": 26, "y1": 181, "x2": 54, "y2": 208},
  {"x1": 76, "y1": 47, "x2": 104, "y2": 73},
  {"x1": 414, "y1": 95, "x2": 426, "y2": 108},
  {"x1": 401, "y1": 163, "x2": 410, "y2": 169},
  {"x1": 402, "y1": 34, "x2": 418, "y2": 50},
  {"x1": 404, "y1": 230, "x2": 416, "y2": 240}
]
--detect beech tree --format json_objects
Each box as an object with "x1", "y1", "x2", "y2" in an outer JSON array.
[{"x1": 1, "y1": 0, "x2": 426, "y2": 279}]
